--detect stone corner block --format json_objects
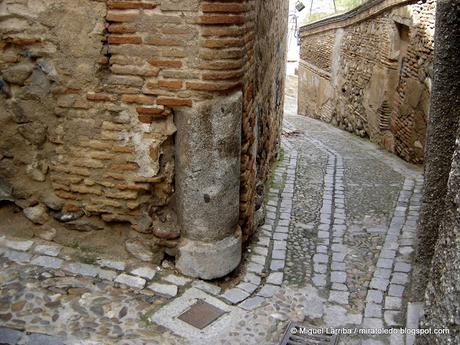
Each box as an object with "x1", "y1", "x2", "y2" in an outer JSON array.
[{"x1": 176, "y1": 228, "x2": 242, "y2": 280}]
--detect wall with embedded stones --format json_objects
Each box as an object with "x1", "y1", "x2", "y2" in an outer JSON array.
[
  {"x1": 239, "y1": 0, "x2": 288, "y2": 240},
  {"x1": 298, "y1": 0, "x2": 435, "y2": 164},
  {"x1": 415, "y1": 0, "x2": 460, "y2": 342},
  {"x1": 418, "y1": 79, "x2": 460, "y2": 345},
  {"x1": 0, "y1": 0, "x2": 287, "y2": 268}
]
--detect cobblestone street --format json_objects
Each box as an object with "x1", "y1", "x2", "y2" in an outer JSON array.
[{"x1": 0, "y1": 92, "x2": 423, "y2": 345}]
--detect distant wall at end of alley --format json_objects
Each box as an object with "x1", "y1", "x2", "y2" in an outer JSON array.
[{"x1": 298, "y1": 0, "x2": 435, "y2": 164}]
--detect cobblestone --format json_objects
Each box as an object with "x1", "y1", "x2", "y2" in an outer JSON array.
[
  {"x1": 115, "y1": 273, "x2": 146, "y2": 289},
  {"x1": 247, "y1": 262, "x2": 264, "y2": 274},
  {"x1": 97, "y1": 268, "x2": 117, "y2": 281},
  {"x1": 257, "y1": 285, "x2": 279, "y2": 298},
  {"x1": 192, "y1": 280, "x2": 221, "y2": 295},
  {"x1": 385, "y1": 296, "x2": 402, "y2": 310},
  {"x1": 329, "y1": 290, "x2": 350, "y2": 304},
  {"x1": 148, "y1": 283, "x2": 178, "y2": 298},
  {"x1": 221, "y1": 288, "x2": 249, "y2": 304},
  {"x1": 4, "y1": 239, "x2": 34, "y2": 252},
  {"x1": 239, "y1": 296, "x2": 266, "y2": 311},
  {"x1": 163, "y1": 274, "x2": 191, "y2": 286},
  {"x1": 366, "y1": 290, "x2": 384, "y2": 304},
  {"x1": 97, "y1": 259, "x2": 126, "y2": 271},
  {"x1": 365, "y1": 303, "x2": 383, "y2": 318},
  {"x1": 131, "y1": 266, "x2": 157, "y2": 280},
  {"x1": 331, "y1": 271, "x2": 347, "y2": 283},
  {"x1": 30, "y1": 255, "x2": 64, "y2": 269},
  {"x1": 237, "y1": 282, "x2": 259, "y2": 294},
  {"x1": 266, "y1": 272, "x2": 283, "y2": 285},
  {"x1": 384, "y1": 310, "x2": 403, "y2": 326},
  {"x1": 4, "y1": 249, "x2": 32, "y2": 263},
  {"x1": 388, "y1": 284, "x2": 405, "y2": 297},
  {"x1": 394, "y1": 262, "x2": 412, "y2": 273},
  {"x1": 270, "y1": 259, "x2": 285, "y2": 271},
  {"x1": 64, "y1": 262, "x2": 99, "y2": 277},
  {"x1": 33, "y1": 244, "x2": 62, "y2": 257}
]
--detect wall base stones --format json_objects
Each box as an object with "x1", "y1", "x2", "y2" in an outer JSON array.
[{"x1": 176, "y1": 227, "x2": 242, "y2": 280}]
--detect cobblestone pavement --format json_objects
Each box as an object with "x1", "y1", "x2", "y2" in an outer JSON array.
[{"x1": 0, "y1": 94, "x2": 423, "y2": 345}]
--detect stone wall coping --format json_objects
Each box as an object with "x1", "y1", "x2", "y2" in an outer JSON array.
[{"x1": 299, "y1": 0, "x2": 416, "y2": 37}]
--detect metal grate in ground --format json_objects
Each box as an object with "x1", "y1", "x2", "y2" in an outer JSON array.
[
  {"x1": 177, "y1": 299, "x2": 226, "y2": 330},
  {"x1": 279, "y1": 322, "x2": 339, "y2": 345}
]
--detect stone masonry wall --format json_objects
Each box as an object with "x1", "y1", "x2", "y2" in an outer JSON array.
[
  {"x1": 0, "y1": 0, "x2": 287, "y2": 263},
  {"x1": 300, "y1": 30, "x2": 335, "y2": 73},
  {"x1": 419, "y1": 121, "x2": 460, "y2": 345},
  {"x1": 298, "y1": 0, "x2": 435, "y2": 164},
  {"x1": 415, "y1": 0, "x2": 460, "y2": 342},
  {"x1": 239, "y1": 0, "x2": 288, "y2": 240},
  {"x1": 392, "y1": 0, "x2": 434, "y2": 164}
]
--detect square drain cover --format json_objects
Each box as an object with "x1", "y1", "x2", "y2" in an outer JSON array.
[
  {"x1": 279, "y1": 322, "x2": 339, "y2": 345},
  {"x1": 177, "y1": 300, "x2": 226, "y2": 329}
]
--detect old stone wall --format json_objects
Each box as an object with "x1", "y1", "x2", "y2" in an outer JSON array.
[
  {"x1": 419, "y1": 131, "x2": 460, "y2": 345},
  {"x1": 298, "y1": 0, "x2": 435, "y2": 164},
  {"x1": 299, "y1": 30, "x2": 336, "y2": 73},
  {"x1": 415, "y1": 0, "x2": 460, "y2": 342},
  {"x1": 239, "y1": 0, "x2": 288, "y2": 240},
  {"x1": 0, "y1": 0, "x2": 287, "y2": 270}
]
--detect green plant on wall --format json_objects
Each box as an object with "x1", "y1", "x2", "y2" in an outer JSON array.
[
  {"x1": 303, "y1": 0, "x2": 366, "y2": 24},
  {"x1": 305, "y1": 11, "x2": 332, "y2": 24},
  {"x1": 336, "y1": 0, "x2": 365, "y2": 11}
]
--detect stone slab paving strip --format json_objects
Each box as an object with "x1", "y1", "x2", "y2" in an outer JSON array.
[
  {"x1": 148, "y1": 283, "x2": 178, "y2": 298},
  {"x1": 115, "y1": 273, "x2": 146, "y2": 290},
  {"x1": 130, "y1": 266, "x2": 157, "y2": 280},
  {"x1": 97, "y1": 258, "x2": 126, "y2": 271}
]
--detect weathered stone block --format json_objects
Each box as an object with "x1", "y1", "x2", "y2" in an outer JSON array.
[
  {"x1": 176, "y1": 230, "x2": 242, "y2": 280},
  {"x1": 148, "y1": 283, "x2": 178, "y2": 297},
  {"x1": 115, "y1": 273, "x2": 146, "y2": 289}
]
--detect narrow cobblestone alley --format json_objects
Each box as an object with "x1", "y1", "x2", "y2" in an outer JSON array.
[
  {"x1": 2, "y1": 0, "x2": 460, "y2": 343},
  {"x1": 0, "y1": 77, "x2": 424, "y2": 345}
]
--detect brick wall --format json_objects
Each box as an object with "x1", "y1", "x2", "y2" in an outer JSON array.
[
  {"x1": 391, "y1": 0, "x2": 435, "y2": 163},
  {"x1": 239, "y1": 0, "x2": 288, "y2": 240},
  {"x1": 0, "y1": 0, "x2": 287, "y2": 256},
  {"x1": 298, "y1": 0, "x2": 435, "y2": 164},
  {"x1": 300, "y1": 30, "x2": 336, "y2": 73}
]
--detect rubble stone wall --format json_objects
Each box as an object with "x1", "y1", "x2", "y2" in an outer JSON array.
[
  {"x1": 239, "y1": 0, "x2": 288, "y2": 240},
  {"x1": 415, "y1": 0, "x2": 460, "y2": 342},
  {"x1": 420, "y1": 117, "x2": 460, "y2": 345},
  {"x1": 0, "y1": 0, "x2": 287, "y2": 264},
  {"x1": 298, "y1": 0, "x2": 435, "y2": 164}
]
